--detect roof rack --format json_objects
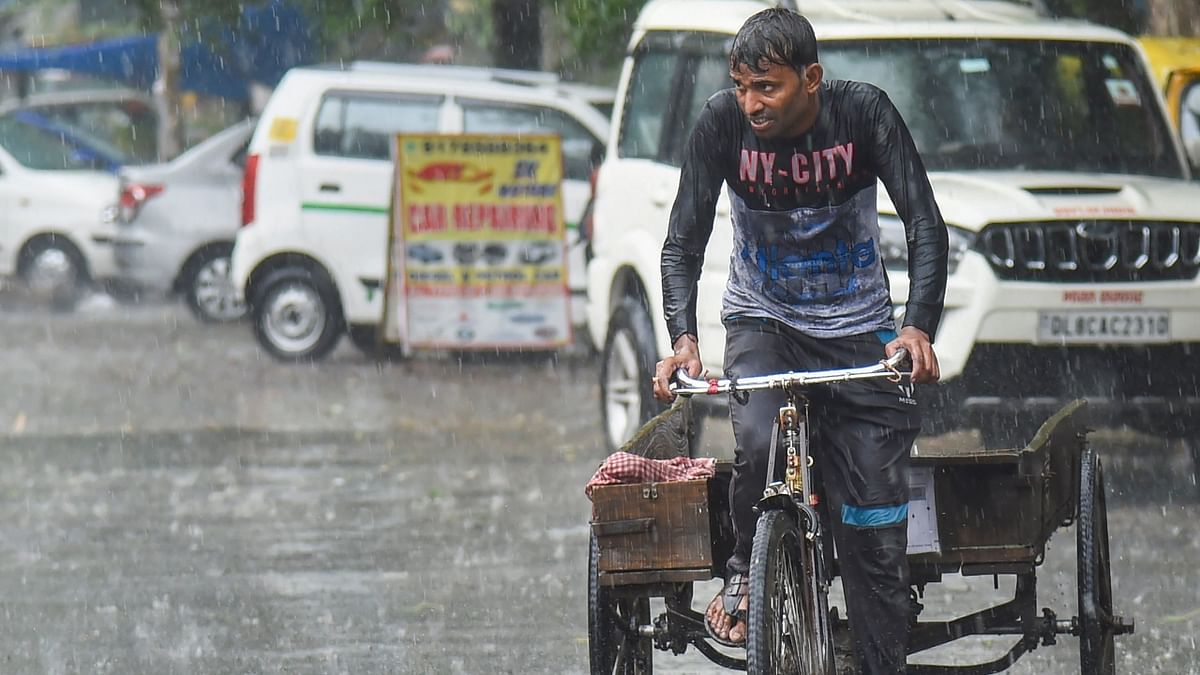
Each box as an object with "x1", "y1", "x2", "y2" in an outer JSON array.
[{"x1": 348, "y1": 61, "x2": 560, "y2": 87}]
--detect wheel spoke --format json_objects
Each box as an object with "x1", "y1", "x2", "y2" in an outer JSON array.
[
  {"x1": 604, "y1": 329, "x2": 646, "y2": 447},
  {"x1": 607, "y1": 385, "x2": 638, "y2": 405}
]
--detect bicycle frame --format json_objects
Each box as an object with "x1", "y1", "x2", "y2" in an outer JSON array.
[{"x1": 672, "y1": 351, "x2": 911, "y2": 672}]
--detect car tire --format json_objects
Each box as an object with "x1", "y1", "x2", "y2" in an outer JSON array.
[
  {"x1": 600, "y1": 297, "x2": 666, "y2": 454},
  {"x1": 18, "y1": 236, "x2": 87, "y2": 311},
  {"x1": 250, "y1": 266, "x2": 344, "y2": 362},
  {"x1": 182, "y1": 244, "x2": 246, "y2": 323}
]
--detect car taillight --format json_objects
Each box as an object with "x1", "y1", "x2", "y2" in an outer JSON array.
[
  {"x1": 117, "y1": 182, "x2": 164, "y2": 223},
  {"x1": 241, "y1": 153, "x2": 259, "y2": 227}
]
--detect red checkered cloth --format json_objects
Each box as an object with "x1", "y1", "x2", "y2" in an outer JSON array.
[{"x1": 585, "y1": 452, "x2": 717, "y2": 499}]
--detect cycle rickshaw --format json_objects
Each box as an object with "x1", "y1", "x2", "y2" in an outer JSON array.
[{"x1": 587, "y1": 352, "x2": 1133, "y2": 674}]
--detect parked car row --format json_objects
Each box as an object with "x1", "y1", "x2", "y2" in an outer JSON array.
[
  {"x1": 0, "y1": 65, "x2": 612, "y2": 331},
  {"x1": 230, "y1": 62, "x2": 611, "y2": 360}
]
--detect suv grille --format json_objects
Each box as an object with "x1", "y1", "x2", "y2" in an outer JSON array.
[{"x1": 977, "y1": 221, "x2": 1200, "y2": 282}]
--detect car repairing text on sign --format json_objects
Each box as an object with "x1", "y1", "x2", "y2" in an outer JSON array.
[{"x1": 383, "y1": 134, "x2": 571, "y2": 350}]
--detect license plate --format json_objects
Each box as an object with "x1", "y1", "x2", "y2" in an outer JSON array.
[{"x1": 1037, "y1": 310, "x2": 1170, "y2": 344}]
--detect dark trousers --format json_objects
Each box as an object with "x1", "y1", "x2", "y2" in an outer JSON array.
[{"x1": 723, "y1": 318, "x2": 920, "y2": 674}]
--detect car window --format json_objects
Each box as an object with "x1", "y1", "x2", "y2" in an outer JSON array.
[
  {"x1": 32, "y1": 99, "x2": 157, "y2": 164},
  {"x1": 665, "y1": 52, "x2": 734, "y2": 166},
  {"x1": 0, "y1": 115, "x2": 108, "y2": 171},
  {"x1": 618, "y1": 48, "x2": 680, "y2": 161},
  {"x1": 313, "y1": 93, "x2": 442, "y2": 160},
  {"x1": 460, "y1": 100, "x2": 600, "y2": 181}
]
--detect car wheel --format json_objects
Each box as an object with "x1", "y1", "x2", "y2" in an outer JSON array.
[
  {"x1": 600, "y1": 297, "x2": 666, "y2": 454},
  {"x1": 18, "y1": 237, "x2": 87, "y2": 310},
  {"x1": 183, "y1": 245, "x2": 246, "y2": 323},
  {"x1": 250, "y1": 267, "x2": 344, "y2": 362}
]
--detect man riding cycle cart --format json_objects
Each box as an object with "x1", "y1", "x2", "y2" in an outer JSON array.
[{"x1": 589, "y1": 7, "x2": 1132, "y2": 674}]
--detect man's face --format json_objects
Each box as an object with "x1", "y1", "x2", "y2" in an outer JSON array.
[{"x1": 731, "y1": 59, "x2": 823, "y2": 139}]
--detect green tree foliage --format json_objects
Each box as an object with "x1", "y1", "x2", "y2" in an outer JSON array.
[
  {"x1": 560, "y1": 0, "x2": 648, "y2": 66},
  {"x1": 126, "y1": 0, "x2": 242, "y2": 31},
  {"x1": 127, "y1": 0, "x2": 447, "y2": 61}
]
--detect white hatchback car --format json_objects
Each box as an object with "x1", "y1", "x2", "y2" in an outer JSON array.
[
  {"x1": 231, "y1": 63, "x2": 611, "y2": 360},
  {"x1": 0, "y1": 114, "x2": 119, "y2": 306},
  {"x1": 114, "y1": 118, "x2": 255, "y2": 322}
]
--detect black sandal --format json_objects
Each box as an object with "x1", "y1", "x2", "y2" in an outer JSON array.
[{"x1": 705, "y1": 572, "x2": 748, "y2": 648}]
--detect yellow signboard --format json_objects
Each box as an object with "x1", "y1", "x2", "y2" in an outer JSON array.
[{"x1": 383, "y1": 134, "x2": 571, "y2": 349}]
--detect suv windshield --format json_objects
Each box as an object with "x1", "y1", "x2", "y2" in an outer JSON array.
[{"x1": 820, "y1": 38, "x2": 1183, "y2": 178}]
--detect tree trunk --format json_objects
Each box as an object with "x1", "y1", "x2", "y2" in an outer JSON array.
[
  {"x1": 154, "y1": 0, "x2": 185, "y2": 161},
  {"x1": 491, "y1": 0, "x2": 541, "y2": 71}
]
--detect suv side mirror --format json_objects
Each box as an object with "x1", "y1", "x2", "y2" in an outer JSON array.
[
  {"x1": 1183, "y1": 81, "x2": 1200, "y2": 177},
  {"x1": 589, "y1": 140, "x2": 605, "y2": 173},
  {"x1": 1186, "y1": 138, "x2": 1200, "y2": 177}
]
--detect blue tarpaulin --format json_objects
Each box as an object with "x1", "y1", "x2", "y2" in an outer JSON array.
[{"x1": 0, "y1": 0, "x2": 313, "y2": 101}]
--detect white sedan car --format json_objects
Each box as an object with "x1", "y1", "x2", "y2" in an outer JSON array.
[
  {"x1": 0, "y1": 114, "x2": 119, "y2": 307},
  {"x1": 113, "y1": 119, "x2": 254, "y2": 322}
]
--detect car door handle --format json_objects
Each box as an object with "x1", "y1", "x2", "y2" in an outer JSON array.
[
  {"x1": 319, "y1": 183, "x2": 341, "y2": 193},
  {"x1": 651, "y1": 188, "x2": 672, "y2": 208}
]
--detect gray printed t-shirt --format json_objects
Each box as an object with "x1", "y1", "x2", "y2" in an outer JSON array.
[{"x1": 660, "y1": 80, "x2": 948, "y2": 344}]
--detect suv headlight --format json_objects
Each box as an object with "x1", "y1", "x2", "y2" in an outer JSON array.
[{"x1": 878, "y1": 214, "x2": 974, "y2": 276}]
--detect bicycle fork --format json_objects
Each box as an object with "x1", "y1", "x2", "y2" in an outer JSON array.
[
  {"x1": 761, "y1": 394, "x2": 827, "y2": 553},
  {"x1": 763, "y1": 394, "x2": 815, "y2": 506}
]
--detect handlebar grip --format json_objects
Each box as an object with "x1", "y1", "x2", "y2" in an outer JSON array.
[{"x1": 671, "y1": 368, "x2": 707, "y2": 390}]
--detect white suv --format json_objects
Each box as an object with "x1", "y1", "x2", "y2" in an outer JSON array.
[
  {"x1": 231, "y1": 63, "x2": 610, "y2": 360},
  {"x1": 588, "y1": 0, "x2": 1200, "y2": 451}
]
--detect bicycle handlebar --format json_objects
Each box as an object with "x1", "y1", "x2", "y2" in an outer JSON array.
[{"x1": 669, "y1": 349, "x2": 910, "y2": 396}]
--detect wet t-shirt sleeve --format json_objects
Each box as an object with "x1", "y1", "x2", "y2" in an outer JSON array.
[
  {"x1": 661, "y1": 97, "x2": 730, "y2": 345},
  {"x1": 866, "y1": 89, "x2": 949, "y2": 338}
]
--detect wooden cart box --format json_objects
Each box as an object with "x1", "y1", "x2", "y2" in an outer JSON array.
[
  {"x1": 590, "y1": 468, "x2": 732, "y2": 586},
  {"x1": 592, "y1": 479, "x2": 713, "y2": 571}
]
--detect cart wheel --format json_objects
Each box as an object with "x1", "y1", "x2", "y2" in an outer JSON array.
[
  {"x1": 747, "y1": 510, "x2": 835, "y2": 675},
  {"x1": 588, "y1": 534, "x2": 653, "y2": 674},
  {"x1": 1078, "y1": 447, "x2": 1116, "y2": 675},
  {"x1": 1185, "y1": 438, "x2": 1200, "y2": 500}
]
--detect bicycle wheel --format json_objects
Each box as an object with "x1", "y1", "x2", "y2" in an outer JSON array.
[
  {"x1": 747, "y1": 509, "x2": 835, "y2": 675},
  {"x1": 588, "y1": 534, "x2": 653, "y2": 674}
]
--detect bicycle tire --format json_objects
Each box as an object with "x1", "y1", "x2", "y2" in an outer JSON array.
[
  {"x1": 747, "y1": 509, "x2": 835, "y2": 674},
  {"x1": 588, "y1": 534, "x2": 654, "y2": 674}
]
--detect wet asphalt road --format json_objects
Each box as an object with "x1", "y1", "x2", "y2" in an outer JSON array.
[{"x1": 1, "y1": 294, "x2": 1198, "y2": 674}]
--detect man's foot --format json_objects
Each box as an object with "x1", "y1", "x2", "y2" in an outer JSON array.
[{"x1": 705, "y1": 573, "x2": 749, "y2": 647}]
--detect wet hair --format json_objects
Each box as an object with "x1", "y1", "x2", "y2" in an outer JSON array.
[{"x1": 729, "y1": 7, "x2": 818, "y2": 75}]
